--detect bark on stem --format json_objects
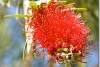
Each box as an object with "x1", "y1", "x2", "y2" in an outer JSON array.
[{"x1": 23, "y1": 0, "x2": 33, "y2": 67}]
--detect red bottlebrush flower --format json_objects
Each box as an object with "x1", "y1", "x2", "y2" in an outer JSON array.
[{"x1": 29, "y1": 1, "x2": 89, "y2": 61}]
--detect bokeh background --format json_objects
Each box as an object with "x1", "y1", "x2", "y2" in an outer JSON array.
[{"x1": 0, "y1": 0, "x2": 98, "y2": 67}]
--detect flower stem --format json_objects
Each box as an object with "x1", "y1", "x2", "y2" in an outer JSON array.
[
  {"x1": 48, "y1": 56, "x2": 55, "y2": 67},
  {"x1": 64, "y1": 62, "x2": 71, "y2": 67},
  {"x1": 48, "y1": 59, "x2": 55, "y2": 67}
]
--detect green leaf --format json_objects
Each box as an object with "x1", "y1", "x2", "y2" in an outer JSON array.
[
  {"x1": 29, "y1": 1, "x2": 38, "y2": 9},
  {"x1": 4, "y1": 13, "x2": 28, "y2": 18},
  {"x1": 71, "y1": 8, "x2": 87, "y2": 11}
]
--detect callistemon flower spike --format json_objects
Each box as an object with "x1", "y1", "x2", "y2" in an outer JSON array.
[{"x1": 29, "y1": 0, "x2": 89, "y2": 64}]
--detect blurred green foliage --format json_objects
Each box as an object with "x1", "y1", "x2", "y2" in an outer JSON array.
[{"x1": 0, "y1": 7, "x2": 11, "y2": 59}]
